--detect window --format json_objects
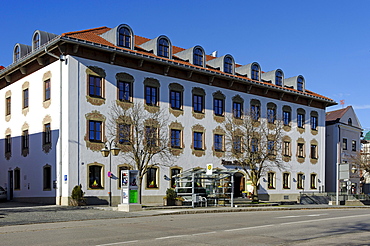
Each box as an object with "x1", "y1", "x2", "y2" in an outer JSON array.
[
  {"x1": 14, "y1": 46, "x2": 20, "y2": 62},
  {"x1": 43, "y1": 123, "x2": 51, "y2": 145},
  {"x1": 145, "y1": 86, "x2": 158, "y2": 106},
  {"x1": 22, "y1": 130, "x2": 29, "y2": 150},
  {"x1": 283, "y1": 173, "x2": 290, "y2": 189},
  {"x1": 267, "y1": 103, "x2": 276, "y2": 123},
  {"x1": 170, "y1": 90, "x2": 181, "y2": 109},
  {"x1": 224, "y1": 57, "x2": 233, "y2": 74},
  {"x1": 297, "y1": 143, "x2": 304, "y2": 158},
  {"x1": 233, "y1": 136, "x2": 242, "y2": 153},
  {"x1": 193, "y1": 132, "x2": 203, "y2": 150},
  {"x1": 297, "y1": 77, "x2": 304, "y2": 91},
  {"x1": 23, "y1": 89, "x2": 29, "y2": 108},
  {"x1": 283, "y1": 106, "x2": 291, "y2": 126},
  {"x1": 310, "y1": 144, "x2": 317, "y2": 159},
  {"x1": 267, "y1": 140, "x2": 275, "y2": 155},
  {"x1": 89, "y1": 165, "x2": 103, "y2": 189},
  {"x1": 343, "y1": 138, "x2": 348, "y2": 150},
  {"x1": 118, "y1": 124, "x2": 130, "y2": 144},
  {"x1": 14, "y1": 168, "x2": 20, "y2": 190},
  {"x1": 43, "y1": 165, "x2": 52, "y2": 190},
  {"x1": 297, "y1": 173, "x2": 304, "y2": 189},
  {"x1": 251, "y1": 100, "x2": 260, "y2": 120},
  {"x1": 5, "y1": 134, "x2": 11, "y2": 154},
  {"x1": 214, "y1": 98, "x2": 224, "y2": 116},
  {"x1": 251, "y1": 138, "x2": 258, "y2": 152},
  {"x1": 44, "y1": 79, "x2": 51, "y2": 101},
  {"x1": 89, "y1": 121, "x2": 102, "y2": 142},
  {"x1": 310, "y1": 174, "x2": 317, "y2": 189},
  {"x1": 233, "y1": 102, "x2": 242, "y2": 119},
  {"x1": 348, "y1": 118, "x2": 352, "y2": 126},
  {"x1": 158, "y1": 38, "x2": 169, "y2": 58},
  {"x1": 193, "y1": 48, "x2": 203, "y2": 66},
  {"x1": 118, "y1": 27, "x2": 131, "y2": 48},
  {"x1": 171, "y1": 168, "x2": 181, "y2": 188},
  {"x1": 352, "y1": 140, "x2": 356, "y2": 151},
  {"x1": 283, "y1": 141, "x2": 291, "y2": 156},
  {"x1": 275, "y1": 70, "x2": 283, "y2": 86},
  {"x1": 297, "y1": 112, "x2": 305, "y2": 128},
  {"x1": 147, "y1": 167, "x2": 158, "y2": 188},
  {"x1": 311, "y1": 115, "x2": 318, "y2": 130},
  {"x1": 33, "y1": 33, "x2": 40, "y2": 50},
  {"x1": 214, "y1": 134, "x2": 223, "y2": 151},
  {"x1": 251, "y1": 64, "x2": 259, "y2": 80},
  {"x1": 145, "y1": 127, "x2": 158, "y2": 147},
  {"x1": 118, "y1": 81, "x2": 131, "y2": 102},
  {"x1": 193, "y1": 95, "x2": 204, "y2": 113},
  {"x1": 5, "y1": 97, "x2": 11, "y2": 116},
  {"x1": 267, "y1": 172, "x2": 275, "y2": 189},
  {"x1": 171, "y1": 129, "x2": 181, "y2": 148},
  {"x1": 89, "y1": 75, "x2": 102, "y2": 98}
]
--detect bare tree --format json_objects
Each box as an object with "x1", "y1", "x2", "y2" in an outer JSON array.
[
  {"x1": 223, "y1": 110, "x2": 284, "y2": 202},
  {"x1": 107, "y1": 102, "x2": 173, "y2": 203}
]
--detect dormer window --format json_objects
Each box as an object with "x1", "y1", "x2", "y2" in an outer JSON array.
[
  {"x1": 158, "y1": 38, "x2": 169, "y2": 58},
  {"x1": 348, "y1": 118, "x2": 352, "y2": 126},
  {"x1": 14, "y1": 46, "x2": 20, "y2": 62},
  {"x1": 297, "y1": 76, "x2": 304, "y2": 91},
  {"x1": 33, "y1": 33, "x2": 40, "y2": 50},
  {"x1": 275, "y1": 70, "x2": 283, "y2": 86},
  {"x1": 193, "y1": 48, "x2": 203, "y2": 66},
  {"x1": 118, "y1": 27, "x2": 131, "y2": 48},
  {"x1": 224, "y1": 57, "x2": 233, "y2": 74},
  {"x1": 251, "y1": 64, "x2": 259, "y2": 80}
]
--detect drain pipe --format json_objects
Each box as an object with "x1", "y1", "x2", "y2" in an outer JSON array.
[{"x1": 45, "y1": 46, "x2": 65, "y2": 205}]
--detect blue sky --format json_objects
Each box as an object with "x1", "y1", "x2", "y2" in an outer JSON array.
[{"x1": 1, "y1": 0, "x2": 369, "y2": 132}]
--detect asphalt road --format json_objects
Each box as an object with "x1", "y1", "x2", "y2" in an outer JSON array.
[{"x1": 1, "y1": 208, "x2": 370, "y2": 245}]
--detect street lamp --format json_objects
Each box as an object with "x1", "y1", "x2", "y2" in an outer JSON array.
[{"x1": 101, "y1": 139, "x2": 120, "y2": 206}]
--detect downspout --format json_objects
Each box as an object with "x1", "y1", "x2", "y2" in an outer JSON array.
[{"x1": 45, "y1": 47, "x2": 65, "y2": 205}]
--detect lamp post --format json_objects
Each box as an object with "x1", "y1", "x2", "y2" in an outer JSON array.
[{"x1": 101, "y1": 139, "x2": 120, "y2": 206}]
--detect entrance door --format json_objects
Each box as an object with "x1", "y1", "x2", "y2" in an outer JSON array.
[
  {"x1": 8, "y1": 170, "x2": 13, "y2": 200},
  {"x1": 233, "y1": 172, "x2": 245, "y2": 197}
]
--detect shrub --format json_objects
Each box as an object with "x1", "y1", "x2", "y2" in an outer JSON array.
[{"x1": 70, "y1": 185, "x2": 86, "y2": 206}]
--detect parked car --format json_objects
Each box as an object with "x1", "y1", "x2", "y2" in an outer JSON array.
[{"x1": 0, "y1": 186, "x2": 7, "y2": 201}]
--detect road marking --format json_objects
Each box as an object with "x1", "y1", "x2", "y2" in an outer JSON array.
[
  {"x1": 276, "y1": 215, "x2": 301, "y2": 218},
  {"x1": 224, "y1": 224, "x2": 275, "y2": 232},
  {"x1": 192, "y1": 231, "x2": 217, "y2": 236},
  {"x1": 155, "y1": 235, "x2": 187, "y2": 240},
  {"x1": 280, "y1": 214, "x2": 370, "y2": 226},
  {"x1": 96, "y1": 240, "x2": 138, "y2": 246},
  {"x1": 277, "y1": 213, "x2": 327, "y2": 219}
]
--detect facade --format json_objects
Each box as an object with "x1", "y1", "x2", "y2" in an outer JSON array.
[
  {"x1": 325, "y1": 106, "x2": 362, "y2": 193},
  {"x1": 0, "y1": 24, "x2": 335, "y2": 205},
  {"x1": 361, "y1": 131, "x2": 370, "y2": 193}
]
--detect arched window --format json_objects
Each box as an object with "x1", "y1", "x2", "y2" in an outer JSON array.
[
  {"x1": 297, "y1": 76, "x2": 304, "y2": 91},
  {"x1": 348, "y1": 118, "x2": 352, "y2": 126},
  {"x1": 224, "y1": 57, "x2": 233, "y2": 74},
  {"x1": 158, "y1": 38, "x2": 169, "y2": 58},
  {"x1": 33, "y1": 33, "x2": 40, "y2": 50},
  {"x1": 193, "y1": 48, "x2": 203, "y2": 66},
  {"x1": 275, "y1": 70, "x2": 283, "y2": 86},
  {"x1": 118, "y1": 27, "x2": 131, "y2": 48},
  {"x1": 14, "y1": 46, "x2": 20, "y2": 62},
  {"x1": 251, "y1": 64, "x2": 260, "y2": 80}
]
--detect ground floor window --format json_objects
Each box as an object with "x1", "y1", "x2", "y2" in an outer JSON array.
[
  {"x1": 267, "y1": 172, "x2": 275, "y2": 189},
  {"x1": 89, "y1": 164, "x2": 104, "y2": 189},
  {"x1": 170, "y1": 168, "x2": 181, "y2": 188},
  {"x1": 147, "y1": 167, "x2": 158, "y2": 188},
  {"x1": 43, "y1": 165, "x2": 52, "y2": 190},
  {"x1": 310, "y1": 173, "x2": 317, "y2": 189},
  {"x1": 297, "y1": 173, "x2": 304, "y2": 189},
  {"x1": 283, "y1": 173, "x2": 290, "y2": 189}
]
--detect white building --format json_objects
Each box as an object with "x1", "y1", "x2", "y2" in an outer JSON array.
[
  {"x1": 0, "y1": 24, "x2": 336, "y2": 205},
  {"x1": 325, "y1": 106, "x2": 362, "y2": 193}
]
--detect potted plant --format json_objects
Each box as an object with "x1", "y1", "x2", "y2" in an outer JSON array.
[
  {"x1": 69, "y1": 185, "x2": 86, "y2": 206},
  {"x1": 163, "y1": 188, "x2": 176, "y2": 206}
]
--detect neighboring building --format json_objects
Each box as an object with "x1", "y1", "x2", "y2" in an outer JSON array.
[
  {"x1": 0, "y1": 24, "x2": 335, "y2": 205},
  {"x1": 325, "y1": 106, "x2": 362, "y2": 193},
  {"x1": 361, "y1": 131, "x2": 370, "y2": 193}
]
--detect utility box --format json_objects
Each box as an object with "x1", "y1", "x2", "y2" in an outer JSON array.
[{"x1": 118, "y1": 170, "x2": 141, "y2": 212}]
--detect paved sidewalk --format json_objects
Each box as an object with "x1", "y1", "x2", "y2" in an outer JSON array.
[{"x1": 0, "y1": 201, "x2": 370, "y2": 227}]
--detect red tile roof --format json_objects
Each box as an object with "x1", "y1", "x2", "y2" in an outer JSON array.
[
  {"x1": 61, "y1": 26, "x2": 334, "y2": 102},
  {"x1": 0, "y1": 66, "x2": 4, "y2": 70},
  {"x1": 326, "y1": 106, "x2": 351, "y2": 121}
]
